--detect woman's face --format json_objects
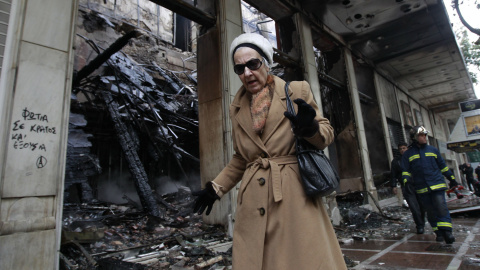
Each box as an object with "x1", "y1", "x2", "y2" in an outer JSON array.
[{"x1": 233, "y1": 47, "x2": 269, "y2": 94}]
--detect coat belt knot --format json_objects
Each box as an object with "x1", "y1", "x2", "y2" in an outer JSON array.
[{"x1": 243, "y1": 155, "x2": 297, "y2": 203}]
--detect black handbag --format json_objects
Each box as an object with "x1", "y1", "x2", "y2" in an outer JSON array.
[{"x1": 284, "y1": 82, "x2": 340, "y2": 198}]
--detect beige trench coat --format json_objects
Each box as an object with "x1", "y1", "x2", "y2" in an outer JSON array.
[{"x1": 212, "y1": 76, "x2": 346, "y2": 270}]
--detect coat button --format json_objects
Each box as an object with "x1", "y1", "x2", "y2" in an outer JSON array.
[
  {"x1": 258, "y1": 177, "x2": 266, "y2": 186},
  {"x1": 260, "y1": 152, "x2": 267, "y2": 158},
  {"x1": 259, "y1": 207, "x2": 265, "y2": 216}
]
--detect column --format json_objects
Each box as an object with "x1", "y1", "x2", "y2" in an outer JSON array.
[
  {"x1": 197, "y1": 0, "x2": 242, "y2": 230},
  {"x1": 0, "y1": 0, "x2": 79, "y2": 269},
  {"x1": 344, "y1": 48, "x2": 378, "y2": 210}
]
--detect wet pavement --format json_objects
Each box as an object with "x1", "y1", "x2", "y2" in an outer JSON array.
[{"x1": 341, "y1": 209, "x2": 480, "y2": 269}]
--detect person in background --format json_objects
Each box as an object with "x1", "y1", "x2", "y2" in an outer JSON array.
[
  {"x1": 191, "y1": 33, "x2": 346, "y2": 270},
  {"x1": 462, "y1": 163, "x2": 475, "y2": 192},
  {"x1": 391, "y1": 142, "x2": 426, "y2": 234},
  {"x1": 475, "y1": 164, "x2": 480, "y2": 181},
  {"x1": 459, "y1": 163, "x2": 468, "y2": 187},
  {"x1": 401, "y1": 126, "x2": 458, "y2": 244}
]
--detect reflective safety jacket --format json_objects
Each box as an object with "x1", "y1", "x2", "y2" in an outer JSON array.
[{"x1": 401, "y1": 143, "x2": 455, "y2": 194}]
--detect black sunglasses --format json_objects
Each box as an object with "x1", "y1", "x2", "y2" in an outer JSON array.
[{"x1": 233, "y1": 58, "x2": 263, "y2": 75}]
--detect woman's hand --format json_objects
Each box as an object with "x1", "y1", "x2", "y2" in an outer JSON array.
[
  {"x1": 192, "y1": 182, "x2": 220, "y2": 215},
  {"x1": 284, "y1": 98, "x2": 319, "y2": 137}
]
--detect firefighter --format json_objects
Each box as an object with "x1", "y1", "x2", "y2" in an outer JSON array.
[{"x1": 401, "y1": 126, "x2": 458, "y2": 244}]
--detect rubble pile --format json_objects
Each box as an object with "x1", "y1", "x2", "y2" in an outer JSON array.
[
  {"x1": 60, "y1": 187, "x2": 233, "y2": 270},
  {"x1": 69, "y1": 28, "x2": 200, "y2": 216},
  {"x1": 335, "y1": 192, "x2": 415, "y2": 241},
  {"x1": 62, "y1": 11, "x2": 236, "y2": 268}
]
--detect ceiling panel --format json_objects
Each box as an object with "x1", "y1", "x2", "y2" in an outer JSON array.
[{"x1": 306, "y1": 0, "x2": 475, "y2": 126}]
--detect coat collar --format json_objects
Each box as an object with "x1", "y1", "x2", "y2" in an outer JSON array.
[{"x1": 230, "y1": 76, "x2": 293, "y2": 155}]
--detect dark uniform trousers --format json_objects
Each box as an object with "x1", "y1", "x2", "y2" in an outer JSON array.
[
  {"x1": 402, "y1": 182, "x2": 426, "y2": 229},
  {"x1": 391, "y1": 155, "x2": 427, "y2": 229},
  {"x1": 419, "y1": 190, "x2": 452, "y2": 232}
]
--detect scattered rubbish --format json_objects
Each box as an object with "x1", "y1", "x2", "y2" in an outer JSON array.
[
  {"x1": 60, "y1": 188, "x2": 232, "y2": 269},
  {"x1": 339, "y1": 238, "x2": 354, "y2": 245},
  {"x1": 352, "y1": 235, "x2": 367, "y2": 242}
]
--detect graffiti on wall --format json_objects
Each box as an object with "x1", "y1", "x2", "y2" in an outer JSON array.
[{"x1": 10, "y1": 107, "x2": 57, "y2": 169}]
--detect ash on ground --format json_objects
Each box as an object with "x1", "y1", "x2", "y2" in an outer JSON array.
[
  {"x1": 60, "y1": 187, "x2": 232, "y2": 270},
  {"x1": 335, "y1": 205, "x2": 415, "y2": 241}
]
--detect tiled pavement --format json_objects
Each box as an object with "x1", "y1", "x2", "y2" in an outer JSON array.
[{"x1": 341, "y1": 216, "x2": 480, "y2": 269}]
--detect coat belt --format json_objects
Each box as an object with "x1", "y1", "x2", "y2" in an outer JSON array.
[{"x1": 242, "y1": 155, "x2": 298, "y2": 203}]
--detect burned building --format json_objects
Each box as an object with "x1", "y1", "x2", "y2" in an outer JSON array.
[{"x1": 0, "y1": 0, "x2": 476, "y2": 269}]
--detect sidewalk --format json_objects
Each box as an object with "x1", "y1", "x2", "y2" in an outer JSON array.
[{"x1": 341, "y1": 214, "x2": 480, "y2": 269}]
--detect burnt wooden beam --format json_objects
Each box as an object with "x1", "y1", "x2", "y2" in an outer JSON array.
[
  {"x1": 148, "y1": 0, "x2": 215, "y2": 28},
  {"x1": 73, "y1": 31, "x2": 141, "y2": 86},
  {"x1": 102, "y1": 91, "x2": 162, "y2": 218}
]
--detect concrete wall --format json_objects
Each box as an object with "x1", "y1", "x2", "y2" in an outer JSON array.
[
  {"x1": 79, "y1": 0, "x2": 174, "y2": 43},
  {"x1": 0, "y1": 0, "x2": 78, "y2": 269}
]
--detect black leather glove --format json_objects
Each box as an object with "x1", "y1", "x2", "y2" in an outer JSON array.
[
  {"x1": 192, "y1": 182, "x2": 220, "y2": 215},
  {"x1": 449, "y1": 179, "x2": 459, "y2": 188},
  {"x1": 284, "y1": 98, "x2": 319, "y2": 137}
]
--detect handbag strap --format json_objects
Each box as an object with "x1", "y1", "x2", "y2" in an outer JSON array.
[
  {"x1": 285, "y1": 81, "x2": 323, "y2": 154},
  {"x1": 284, "y1": 81, "x2": 297, "y2": 130}
]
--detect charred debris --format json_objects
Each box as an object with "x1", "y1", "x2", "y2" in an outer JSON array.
[
  {"x1": 60, "y1": 190, "x2": 232, "y2": 270},
  {"x1": 62, "y1": 14, "x2": 230, "y2": 268},
  {"x1": 69, "y1": 27, "x2": 199, "y2": 214}
]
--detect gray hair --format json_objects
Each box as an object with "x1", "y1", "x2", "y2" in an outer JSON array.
[{"x1": 263, "y1": 57, "x2": 271, "y2": 70}]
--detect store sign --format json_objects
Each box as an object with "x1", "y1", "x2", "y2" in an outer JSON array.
[
  {"x1": 447, "y1": 140, "x2": 480, "y2": 153},
  {"x1": 460, "y1": 99, "x2": 480, "y2": 112}
]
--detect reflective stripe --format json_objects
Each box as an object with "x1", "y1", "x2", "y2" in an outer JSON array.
[
  {"x1": 417, "y1": 183, "x2": 447, "y2": 194},
  {"x1": 409, "y1": 154, "x2": 420, "y2": 162},
  {"x1": 441, "y1": 167, "x2": 449, "y2": 173},
  {"x1": 437, "y1": 222, "x2": 452, "y2": 228},
  {"x1": 402, "y1": 172, "x2": 411, "y2": 176},
  {"x1": 403, "y1": 179, "x2": 407, "y2": 185},
  {"x1": 432, "y1": 227, "x2": 438, "y2": 231},
  {"x1": 425, "y1": 152, "x2": 437, "y2": 158},
  {"x1": 451, "y1": 175, "x2": 456, "y2": 180},
  {"x1": 417, "y1": 188, "x2": 428, "y2": 194},
  {"x1": 430, "y1": 183, "x2": 447, "y2": 190}
]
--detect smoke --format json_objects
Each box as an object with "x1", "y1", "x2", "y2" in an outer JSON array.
[
  {"x1": 97, "y1": 172, "x2": 141, "y2": 205},
  {"x1": 153, "y1": 173, "x2": 201, "y2": 196},
  {"x1": 96, "y1": 171, "x2": 201, "y2": 206}
]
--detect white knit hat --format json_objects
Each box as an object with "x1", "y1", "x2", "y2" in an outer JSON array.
[{"x1": 229, "y1": 32, "x2": 274, "y2": 65}]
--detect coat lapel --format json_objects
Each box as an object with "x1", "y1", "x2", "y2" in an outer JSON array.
[
  {"x1": 262, "y1": 77, "x2": 291, "y2": 143},
  {"x1": 233, "y1": 88, "x2": 269, "y2": 155}
]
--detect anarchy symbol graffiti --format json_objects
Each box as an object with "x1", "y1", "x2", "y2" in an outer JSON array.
[{"x1": 36, "y1": 156, "x2": 47, "y2": 168}]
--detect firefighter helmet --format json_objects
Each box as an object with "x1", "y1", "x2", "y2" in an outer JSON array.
[{"x1": 410, "y1": 125, "x2": 429, "y2": 141}]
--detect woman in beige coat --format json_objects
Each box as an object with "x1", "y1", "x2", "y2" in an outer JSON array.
[{"x1": 193, "y1": 32, "x2": 346, "y2": 270}]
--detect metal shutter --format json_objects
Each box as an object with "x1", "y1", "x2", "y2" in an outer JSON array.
[
  {"x1": 0, "y1": 0, "x2": 11, "y2": 79},
  {"x1": 388, "y1": 119, "x2": 406, "y2": 158},
  {"x1": 377, "y1": 75, "x2": 401, "y2": 122}
]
